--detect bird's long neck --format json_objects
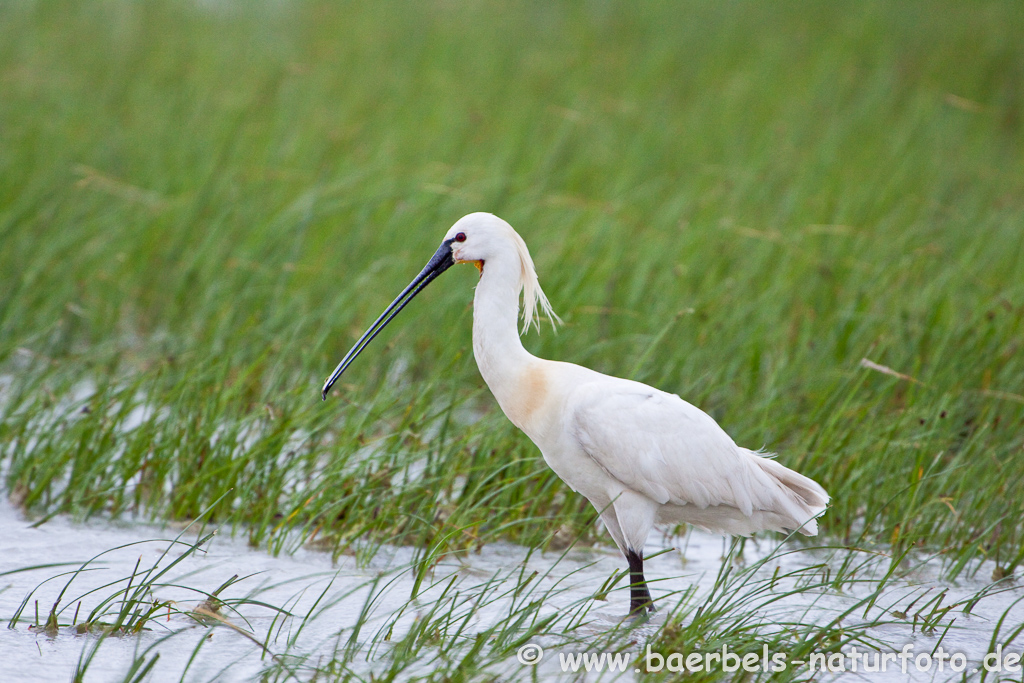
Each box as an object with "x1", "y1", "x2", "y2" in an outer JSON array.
[{"x1": 471, "y1": 254, "x2": 540, "y2": 424}]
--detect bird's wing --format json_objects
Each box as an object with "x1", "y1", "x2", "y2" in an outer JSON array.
[{"x1": 569, "y1": 381, "x2": 784, "y2": 515}]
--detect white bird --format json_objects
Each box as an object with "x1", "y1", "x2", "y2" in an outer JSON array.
[{"x1": 322, "y1": 213, "x2": 829, "y2": 615}]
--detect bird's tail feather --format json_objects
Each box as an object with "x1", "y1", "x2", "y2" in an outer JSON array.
[{"x1": 750, "y1": 452, "x2": 830, "y2": 537}]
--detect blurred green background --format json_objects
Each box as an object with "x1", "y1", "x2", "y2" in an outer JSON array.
[{"x1": 1, "y1": 0, "x2": 1022, "y2": 570}]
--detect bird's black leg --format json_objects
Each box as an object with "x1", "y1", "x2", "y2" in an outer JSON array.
[{"x1": 626, "y1": 549, "x2": 654, "y2": 615}]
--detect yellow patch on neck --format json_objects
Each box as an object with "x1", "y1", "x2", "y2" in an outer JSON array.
[
  {"x1": 504, "y1": 364, "x2": 548, "y2": 431},
  {"x1": 457, "y1": 258, "x2": 485, "y2": 275}
]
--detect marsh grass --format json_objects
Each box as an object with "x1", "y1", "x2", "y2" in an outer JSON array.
[
  {"x1": 10, "y1": 528, "x2": 1019, "y2": 682},
  {"x1": 1, "y1": 0, "x2": 1024, "y2": 679}
]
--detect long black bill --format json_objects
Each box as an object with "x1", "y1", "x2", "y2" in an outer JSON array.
[{"x1": 321, "y1": 238, "x2": 456, "y2": 400}]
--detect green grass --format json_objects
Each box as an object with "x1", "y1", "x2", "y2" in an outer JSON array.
[
  {"x1": 1, "y1": 0, "x2": 1024, "y2": 678},
  {"x1": 9, "y1": 530, "x2": 1020, "y2": 683}
]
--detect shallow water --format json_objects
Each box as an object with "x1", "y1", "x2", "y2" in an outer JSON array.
[{"x1": 1, "y1": 495, "x2": 1022, "y2": 682}]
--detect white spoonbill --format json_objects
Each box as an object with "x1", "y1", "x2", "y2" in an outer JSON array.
[{"x1": 322, "y1": 212, "x2": 829, "y2": 615}]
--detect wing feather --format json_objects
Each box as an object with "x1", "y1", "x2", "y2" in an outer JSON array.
[{"x1": 569, "y1": 380, "x2": 827, "y2": 532}]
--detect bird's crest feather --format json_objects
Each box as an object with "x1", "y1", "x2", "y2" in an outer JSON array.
[{"x1": 507, "y1": 226, "x2": 561, "y2": 334}]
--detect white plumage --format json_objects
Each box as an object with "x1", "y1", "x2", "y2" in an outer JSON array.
[{"x1": 322, "y1": 212, "x2": 829, "y2": 615}]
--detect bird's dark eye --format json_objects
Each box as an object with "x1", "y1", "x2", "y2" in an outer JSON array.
[{"x1": 454, "y1": 232, "x2": 467, "y2": 242}]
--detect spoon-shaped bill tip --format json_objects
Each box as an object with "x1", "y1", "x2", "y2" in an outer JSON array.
[{"x1": 321, "y1": 238, "x2": 456, "y2": 399}]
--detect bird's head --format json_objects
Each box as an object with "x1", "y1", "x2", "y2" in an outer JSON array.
[
  {"x1": 321, "y1": 213, "x2": 558, "y2": 399},
  {"x1": 442, "y1": 212, "x2": 510, "y2": 274}
]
